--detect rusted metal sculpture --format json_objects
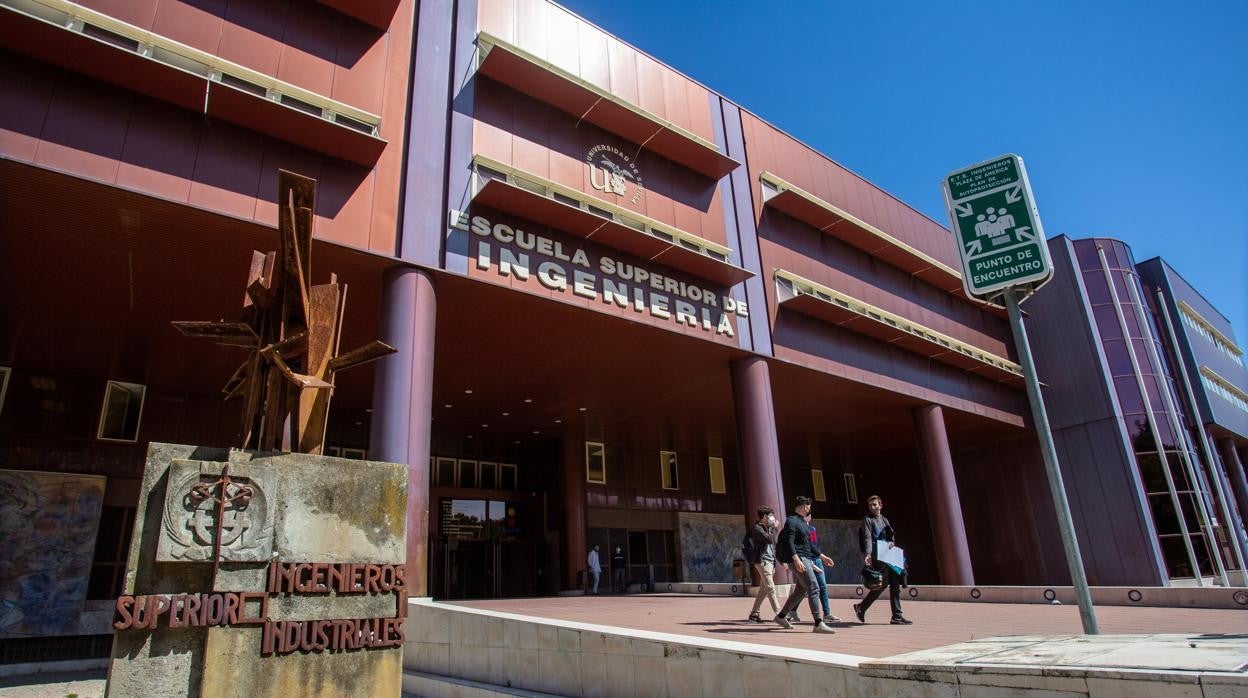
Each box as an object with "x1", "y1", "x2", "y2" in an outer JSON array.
[{"x1": 174, "y1": 170, "x2": 395, "y2": 454}]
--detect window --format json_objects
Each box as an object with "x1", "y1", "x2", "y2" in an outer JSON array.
[
  {"x1": 660, "y1": 451, "x2": 679, "y2": 490},
  {"x1": 327, "y1": 447, "x2": 343, "y2": 457},
  {"x1": 843, "y1": 473, "x2": 858, "y2": 504},
  {"x1": 499, "y1": 463, "x2": 517, "y2": 490},
  {"x1": 708, "y1": 457, "x2": 726, "y2": 494},
  {"x1": 97, "y1": 381, "x2": 146, "y2": 442},
  {"x1": 458, "y1": 460, "x2": 479, "y2": 489},
  {"x1": 586, "y1": 442, "x2": 606, "y2": 484},
  {"x1": 435, "y1": 457, "x2": 457, "y2": 486},
  {"x1": 811, "y1": 469, "x2": 826, "y2": 502},
  {"x1": 87, "y1": 506, "x2": 135, "y2": 599},
  {"x1": 479, "y1": 461, "x2": 498, "y2": 490},
  {"x1": 0, "y1": 366, "x2": 9, "y2": 416}
]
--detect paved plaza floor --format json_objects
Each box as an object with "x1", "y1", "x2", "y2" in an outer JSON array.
[
  {"x1": 454, "y1": 593, "x2": 1248, "y2": 659},
  {"x1": 5, "y1": 593, "x2": 1244, "y2": 696}
]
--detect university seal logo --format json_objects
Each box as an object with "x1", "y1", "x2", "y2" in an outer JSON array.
[{"x1": 587, "y1": 144, "x2": 643, "y2": 205}]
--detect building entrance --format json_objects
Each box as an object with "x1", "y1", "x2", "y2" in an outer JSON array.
[
  {"x1": 432, "y1": 498, "x2": 543, "y2": 599},
  {"x1": 436, "y1": 538, "x2": 539, "y2": 599}
]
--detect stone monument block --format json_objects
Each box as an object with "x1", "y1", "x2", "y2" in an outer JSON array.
[{"x1": 107, "y1": 443, "x2": 408, "y2": 697}]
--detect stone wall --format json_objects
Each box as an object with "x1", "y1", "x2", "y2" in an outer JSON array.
[{"x1": 106, "y1": 443, "x2": 407, "y2": 697}]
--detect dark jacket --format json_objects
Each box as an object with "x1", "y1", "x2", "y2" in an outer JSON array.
[
  {"x1": 611, "y1": 551, "x2": 626, "y2": 571},
  {"x1": 859, "y1": 515, "x2": 895, "y2": 559},
  {"x1": 747, "y1": 520, "x2": 777, "y2": 564},
  {"x1": 777, "y1": 514, "x2": 822, "y2": 562}
]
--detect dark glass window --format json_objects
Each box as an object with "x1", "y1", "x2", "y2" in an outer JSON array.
[
  {"x1": 1137, "y1": 453, "x2": 1166, "y2": 493},
  {"x1": 1148, "y1": 494, "x2": 1181, "y2": 535},
  {"x1": 647, "y1": 530, "x2": 667, "y2": 564},
  {"x1": 1103, "y1": 340, "x2": 1133, "y2": 375},
  {"x1": 1158, "y1": 536, "x2": 1194, "y2": 578},
  {"x1": 499, "y1": 464, "x2": 517, "y2": 490},
  {"x1": 87, "y1": 506, "x2": 135, "y2": 599},
  {"x1": 479, "y1": 462, "x2": 497, "y2": 490},
  {"x1": 1083, "y1": 272, "x2": 1113, "y2": 305},
  {"x1": 1114, "y1": 376, "x2": 1146, "y2": 413}
]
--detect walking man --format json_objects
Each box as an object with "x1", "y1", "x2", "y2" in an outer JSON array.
[
  {"x1": 611, "y1": 545, "x2": 627, "y2": 593},
  {"x1": 805, "y1": 512, "x2": 840, "y2": 622},
  {"x1": 776, "y1": 496, "x2": 836, "y2": 633},
  {"x1": 746, "y1": 506, "x2": 781, "y2": 622},
  {"x1": 853, "y1": 495, "x2": 912, "y2": 625},
  {"x1": 587, "y1": 544, "x2": 602, "y2": 595}
]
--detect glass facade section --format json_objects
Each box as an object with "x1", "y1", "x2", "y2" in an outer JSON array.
[{"x1": 1074, "y1": 238, "x2": 1230, "y2": 580}]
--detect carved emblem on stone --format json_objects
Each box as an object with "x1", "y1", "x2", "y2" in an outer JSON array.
[{"x1": 158, "y1": 460, "x2": 273, "y2": 562}]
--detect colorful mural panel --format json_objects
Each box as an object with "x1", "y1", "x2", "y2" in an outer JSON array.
[{"x1": 0, "y1": 470, "x2": 105, "y2": 638}]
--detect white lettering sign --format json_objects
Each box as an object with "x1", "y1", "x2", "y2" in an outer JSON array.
[{"x1": 459, "y1": 212, "x2": 746, "y2": 337}]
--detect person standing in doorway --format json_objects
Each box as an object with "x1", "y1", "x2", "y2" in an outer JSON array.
[
  {"x1": 611, "y1": 545, "x2": 627, "y2": 593},
  {"x1": 746, "y1": 506, "x2": 781, "y2": 622},
  {"x1": 776, "y1": 496, "x2": 836, "y2": 634},
  {"x1": 853, "y1": 495, "x2": 912, "y2": 625},
  {"x1": 587, "y1": 544, "x2": 602, "y2": 595}
]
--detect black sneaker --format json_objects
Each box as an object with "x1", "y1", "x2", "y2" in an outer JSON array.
[
  {"x1": 853, "y1": 603, "x2": 865, "y2": 623},
  {"x1": 775, "y1": 614, "x2": 793, "y2": 629},
  {"x1": 890, "y1": 616, "x2": 913, "y2": 625},
  {"x1": 748, "y1": 613, "x2": 763, "y2": 623}
]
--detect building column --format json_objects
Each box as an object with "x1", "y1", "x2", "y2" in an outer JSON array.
[
  {"x1": 1219, "y1": 439, "x2": 1248, "y2": 544},
  {"x1": 561, "y1": 430, "x2": 587, "y2": 590},
  {"x1": 913, "y1": 404, "x2": 975, "y2": 585},
  {"x1": 731, "y1": 358, "x2": 785, "y2": 584},
  {"x1": 370, "y1": 267, "x2": 437, "y2": 597}
]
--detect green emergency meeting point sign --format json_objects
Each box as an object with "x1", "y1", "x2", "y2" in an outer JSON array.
[{"x1": 941, "y1": 154, "x2": 1053, "y2": 300}]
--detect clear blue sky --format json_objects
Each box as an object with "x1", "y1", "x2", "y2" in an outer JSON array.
[{"x1": 559, "y1": 0, "x2": 1248, "y2": 334}]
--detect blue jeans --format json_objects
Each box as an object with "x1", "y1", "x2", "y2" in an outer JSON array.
[
  {"x1": 778, "y1": 558, "x2": 823, "y2": 621},
  {"x1": 590, "y1": 570, "x2": 600, "y2": 593},
  {"x1": 812, "y1": 558, "x2": 830, "y2": 617}
]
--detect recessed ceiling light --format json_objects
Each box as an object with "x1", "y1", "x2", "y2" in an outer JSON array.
[
  {"x1": 444, "y1": 404, "x2": 452, "y2": 408},
  {"x1": 513, "y1": 440, "x2": 520, "y2": 444},
  {"x1": 482, "y1": 424, "x2": 489, "y2": 428},
  {"x1": 532, "y1": 430, "x2": 540, "y2": 434},
  {"x1": 578, "y1": 407, "x2": 587, "y2": 411},
  {"x1": 354, "y1": 421, "x2": 363, "y2": 426},
  {"x1": 524, "y1": 398, "x2": 532, "y2": 403},
  {"x1": 502, "y1": 412, "x2": 510, "y2": 416},
  {"x1": 464, "y1": 389, "x2": 473, "y2": 394},
  {"x1": 554, "y1": 419, "x2": 562, "y2": 424},
  {"x1": 467, "y1": 434, "x2": 473, "y2": 439},
  {"x1": 365, "y1": 408, "x2": 373, "y2": 413}
]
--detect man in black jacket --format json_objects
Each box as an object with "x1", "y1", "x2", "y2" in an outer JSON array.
[
  {"x1": 853, "y1": 495, "x2": 912, "y2": 625},
  {"x1": 775, "y1": 496, "x2": 836, "y2": 633},
  {"x1": 745, "y1": 506, "x2": 781, "y2": 622}
]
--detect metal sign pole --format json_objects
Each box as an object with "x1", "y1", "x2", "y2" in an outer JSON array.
[{"x1": 1004, "y1": 287, "x2": 1100, "y2": 634}]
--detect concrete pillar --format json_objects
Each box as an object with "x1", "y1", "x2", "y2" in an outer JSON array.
[
  {"x1": 913, "y1": 404, "x2": 975, "y2": 585},
  {"x1": 731, "y1": 358, "x2": 786, "y2": 585},
  {"x1": 561, "y1": 430, "x2": 587, "y2": 590},
  {"x1": 370, "y1": 267, "x2": 437, "y2": 597}
]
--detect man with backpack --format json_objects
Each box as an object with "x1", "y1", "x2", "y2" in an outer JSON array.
[
  {"x1": 744, "y1": 506, "x2": 781, "y2": 623},
  {"x1": 775, "y1": 496, "x2": 836, "y2": 634}
]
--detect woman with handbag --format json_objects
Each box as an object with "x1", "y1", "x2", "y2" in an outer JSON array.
[{"x1": 853, "y1": 495, "x2": 913, "y2": 625}]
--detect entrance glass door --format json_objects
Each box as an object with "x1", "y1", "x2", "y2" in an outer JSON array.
[
  {"x1": 434, "y1": 498, "x2": 542, "y2": 599},
  {"x1": 445, "y1": 539, "x2": 492, "y2": 599}
]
